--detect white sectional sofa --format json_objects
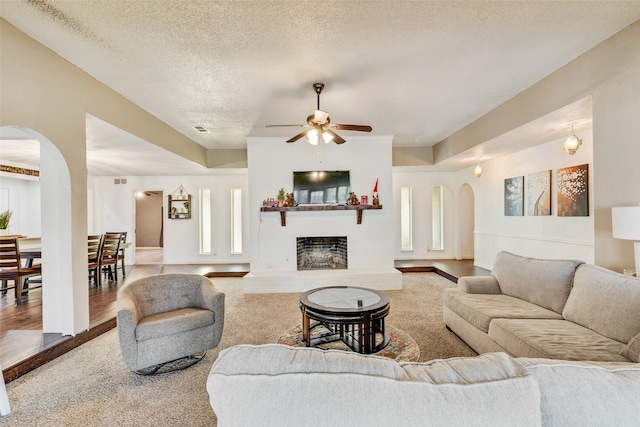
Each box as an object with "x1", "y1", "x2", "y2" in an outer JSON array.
[
  {"x1": 443, "y1": 251, "x2": 640, "y2": 363},
  {"x1": 207, "y1": 344, "x2": 640, "y2": 427}
]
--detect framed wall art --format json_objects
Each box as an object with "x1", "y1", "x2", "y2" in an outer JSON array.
[
  {"x1": 504, "y1": 176, "x2": 524, "y2": 216},
  {"x1": 556, "y1": 164, "x2": 589, "y2": 216},
  {"x1": 527, "y1": 170, "x2": 552, "y2": 216}
]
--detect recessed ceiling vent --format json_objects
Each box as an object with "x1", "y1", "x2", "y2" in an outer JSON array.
[{"x1": 193, "y1": 126, "x2": 209, "y2": 133}]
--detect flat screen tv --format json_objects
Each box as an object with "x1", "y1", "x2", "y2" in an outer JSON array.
[{"x1": 293, "y1": 171, "x2": 350, "y2": 205}]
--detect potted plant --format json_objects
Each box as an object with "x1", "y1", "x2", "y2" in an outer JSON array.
[
  {"x1": 0, "y1": 209, "x2": 12, "y2": 235},
  {"x1": 277, "y1": 188, "x2": 285, "y2": 207}
]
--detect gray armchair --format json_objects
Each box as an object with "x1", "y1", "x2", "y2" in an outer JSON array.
[{"x1": 116, "y1": 273, "x2": 225, "y2": 373}]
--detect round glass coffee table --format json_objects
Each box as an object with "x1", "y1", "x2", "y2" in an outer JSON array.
[{"x1": 299, "y1": 286, "x2": 390, "y2": 354}]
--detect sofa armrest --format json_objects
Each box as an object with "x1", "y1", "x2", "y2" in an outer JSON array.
[
  {"x1": 458, "y1": 276, "x2": 501, "y2": 294},
  {"x1": 115, "y1": 290, "x2": 142, "y2": 369},
  {"x1": 200, "y1": 279, "x2": 225, "y2": 314}
]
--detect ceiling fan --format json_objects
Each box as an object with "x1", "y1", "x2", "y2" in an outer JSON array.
[{"x1": 266, "y1": 82, "x2": 372, "y2": 145}]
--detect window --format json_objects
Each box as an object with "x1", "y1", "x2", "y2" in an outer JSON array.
[
  {"x1": 400, "y1": 186, "x2": 412, "y2": 251},
  {"x1": 199, "y1": 188, "x2": 211, "y2": 254},
  {"x1": 231, "y1": 188, "x2": 242, "y2": 254},
  {"x1": 432, "y1": 185, "x2": 444, "y2": 251}
]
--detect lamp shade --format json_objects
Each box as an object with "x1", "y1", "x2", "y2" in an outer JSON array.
[{"x1": 612, "y1": 206, "x2": 640, "y2": 240}]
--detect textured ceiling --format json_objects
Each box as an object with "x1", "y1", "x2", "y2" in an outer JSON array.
[{"x1": 1, "y1": 1, "x2": 639, "y2": 174}]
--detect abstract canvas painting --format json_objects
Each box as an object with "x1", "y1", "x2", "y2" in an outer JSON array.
[
  {"x1": 527, "y1": 170, "x2": 552, "y2": 216},
  {"x1": 557, "y1": 164, "x2": 589, "y2": 216},
  {"x1": 504, "y1": 176, "x2": 524, "y2": 216}
]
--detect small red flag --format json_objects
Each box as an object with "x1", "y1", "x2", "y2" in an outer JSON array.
[{"x1": 373, "y1": 178, "x2": 378, "y2": 193}]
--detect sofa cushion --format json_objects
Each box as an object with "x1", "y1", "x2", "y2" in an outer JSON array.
[
  {"x1": 620, "y1": 332, "x2": 640, "y2": 363},
  {"x1": 443, "y1": 288, "x2": 562, "y2": 333},
  {"x1": 489, "y1": 318, "x2": 630, "y2": 362},
  {"x1": 519, "y1": 360, "x2": 640, "y2": 426},
  {"x1": 562, "y1": 264, "x2": 640, "y2": 343},
  {"x1": 136, "y1": 307, "x2": 214, "y2": 341},
  {"x1": 208, "y1": 345, "x2": 542, "y2": 427},
  {"x1": 209, "y1": 343, "x2": 407, "y2": 379},
  {"x1": 492, "y1": 251, "x2": 583, "y2": 313},
  {"x1": 401, "y1": 352, "x2": 528, "y2": 383},
  {"x1": 128, "y1": 273, "x2": 211, "y2": 316}
]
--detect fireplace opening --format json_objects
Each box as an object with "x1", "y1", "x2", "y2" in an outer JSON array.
[{"x1": 297, "y1": 236, "x2": 348, "y2": 270}]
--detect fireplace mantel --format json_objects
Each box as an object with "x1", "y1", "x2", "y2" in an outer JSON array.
[{"x1": 260, "y1": 204, "x2": 383, "y2": 226}]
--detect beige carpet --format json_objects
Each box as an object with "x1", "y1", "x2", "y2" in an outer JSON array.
[{"x1": 2, "y1": 273, "x2": 475, "y2": 426}]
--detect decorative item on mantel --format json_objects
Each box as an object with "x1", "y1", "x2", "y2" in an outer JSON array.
[
  {"x1": 372, "y1": 178, "x2": 380, "y2": 206},
  {"x1": 263, "y1": 198, "x2": 278, "y2": 207},
  {"x1": 284, "y1": 193, "x2": 297, "y2": 207},
  {"x1": 277, "y1": 188, "x2": 286, "y2": 207},
  {"x1": 347, "y1": 192, "x2": 360, "y2": 206}
]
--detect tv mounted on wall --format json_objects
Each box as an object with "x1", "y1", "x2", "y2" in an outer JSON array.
[{"x1": 293, "y1": 171, "x2": 350, "y2": 205}]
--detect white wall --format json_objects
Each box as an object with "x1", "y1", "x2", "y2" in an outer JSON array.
[
  {"x1": 244, "y1": 136, "x2": 402, "y2": 292},
  {"x1": 457, "y1": 129, "x2": 594, "y2": 270},
  {"x1": 391, "y1": 168, "x2": 456, "y2": 260},
  {"x1": 0, "y1": 174, "x2": 41, "y2": 237},
  {"x1": 90, "y1": 171, "x2": 249, "y2": 265},
  {"x1": 247, "y1": 136, "x2": 394, "y2": 271}
]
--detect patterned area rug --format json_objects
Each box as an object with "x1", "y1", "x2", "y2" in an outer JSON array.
[{"x1": 277, "y1": 323, "x2": 420, "y2": 362}]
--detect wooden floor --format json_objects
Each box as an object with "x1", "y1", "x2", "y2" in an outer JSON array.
[{"x1": 1, "y1": 259, "x2": 487, "y2": 383}]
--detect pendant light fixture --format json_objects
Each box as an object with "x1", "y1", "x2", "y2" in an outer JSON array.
[
  {"x1": 563, "y1": 125, "x2": 582, "y2": 155},
  {"x1": 474, "y1": 165, "x2": 483, "y2": 177}
]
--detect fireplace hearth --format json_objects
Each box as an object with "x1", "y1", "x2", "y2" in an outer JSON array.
[{"x1": 297, "y1": 237, "x2": 347, "y2": 270}]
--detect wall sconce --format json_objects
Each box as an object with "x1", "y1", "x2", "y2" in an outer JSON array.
[
  {"x1": 612, "y1": 204, "x2": 640, "y2": 276},
  {"x1": 563, "y1": 125, "x2": 582, "y2": 155},
  {"x1": 474, "y1": 165, "x2": 483, "y2": 177}
]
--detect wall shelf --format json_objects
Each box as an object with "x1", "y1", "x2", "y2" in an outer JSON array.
[
  {"x1": 260, "y1": 204, "x2": 383, "y2": 226},
  {"x1": 168, "y1": 194, "x2": 191, "y2": 219}
]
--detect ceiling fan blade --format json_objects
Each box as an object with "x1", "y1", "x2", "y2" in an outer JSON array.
[
  {"x1": 265, "y1": 124, "x2": 307, "y2": 128},
  {"x1": 286, "y1": 130, "x2": 308, "y2": 143},
  {"x1": 325, "y1": 129, "x2": 346, "y2": 144},
  {"x1": 334, "y1": 124, "x2": 372, "y2": 132}
]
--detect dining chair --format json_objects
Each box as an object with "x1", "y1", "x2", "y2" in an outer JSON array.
[
  {"x1": 0, "y1": 238, "x2": 42, "y2": 305},
  {"x1": 107, "y1": 231, "x2": 127, "y2": 278},
  {"x1": 99, "y1": 232, "x2": 122, "y2": 284},
  {"x1": 88, "y1": 234, "x2": 102, "y2": 286}
]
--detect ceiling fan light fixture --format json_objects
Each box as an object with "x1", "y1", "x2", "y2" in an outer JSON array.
[
  {"x1": 563, "y1": 125, "x2": 582, "y2": 155},
  {"x1": 307, "y1": 128, "x2": 319, "y2": 145},
  {"x1": 322, "y1": 131, "x2": 333, "y2": 144},
  {"x1": 314, "y1": 110, "x2": 330, "y2": 125}
]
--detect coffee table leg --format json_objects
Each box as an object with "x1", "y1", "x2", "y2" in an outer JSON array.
[
  {"x1": 364, "y1": 313, "x2": 373, "y2": 353},
  {"x1": 302, "y1": 309, "x2": 310, "y2": 346}
]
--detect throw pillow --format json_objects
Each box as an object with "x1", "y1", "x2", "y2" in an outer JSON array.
[{"x1": 620, "y1": 332, "x2": 640, "y2": 362}]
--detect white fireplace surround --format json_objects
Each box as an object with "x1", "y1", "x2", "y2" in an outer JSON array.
[{"x1": 244, "y1": 136, "x2": 402, "y2": 293}]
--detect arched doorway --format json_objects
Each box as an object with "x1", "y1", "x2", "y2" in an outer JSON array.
[
  {"x1": 457, "y1": 183, "x2": 475, "y2": 260},
  {"x1": 0, "y1": 126, "x2": 85, "y2": 335}
]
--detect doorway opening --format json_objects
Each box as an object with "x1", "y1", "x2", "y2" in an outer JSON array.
[{"x1": 135, "y1": 190, "x2": 163, "y2": 264}]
